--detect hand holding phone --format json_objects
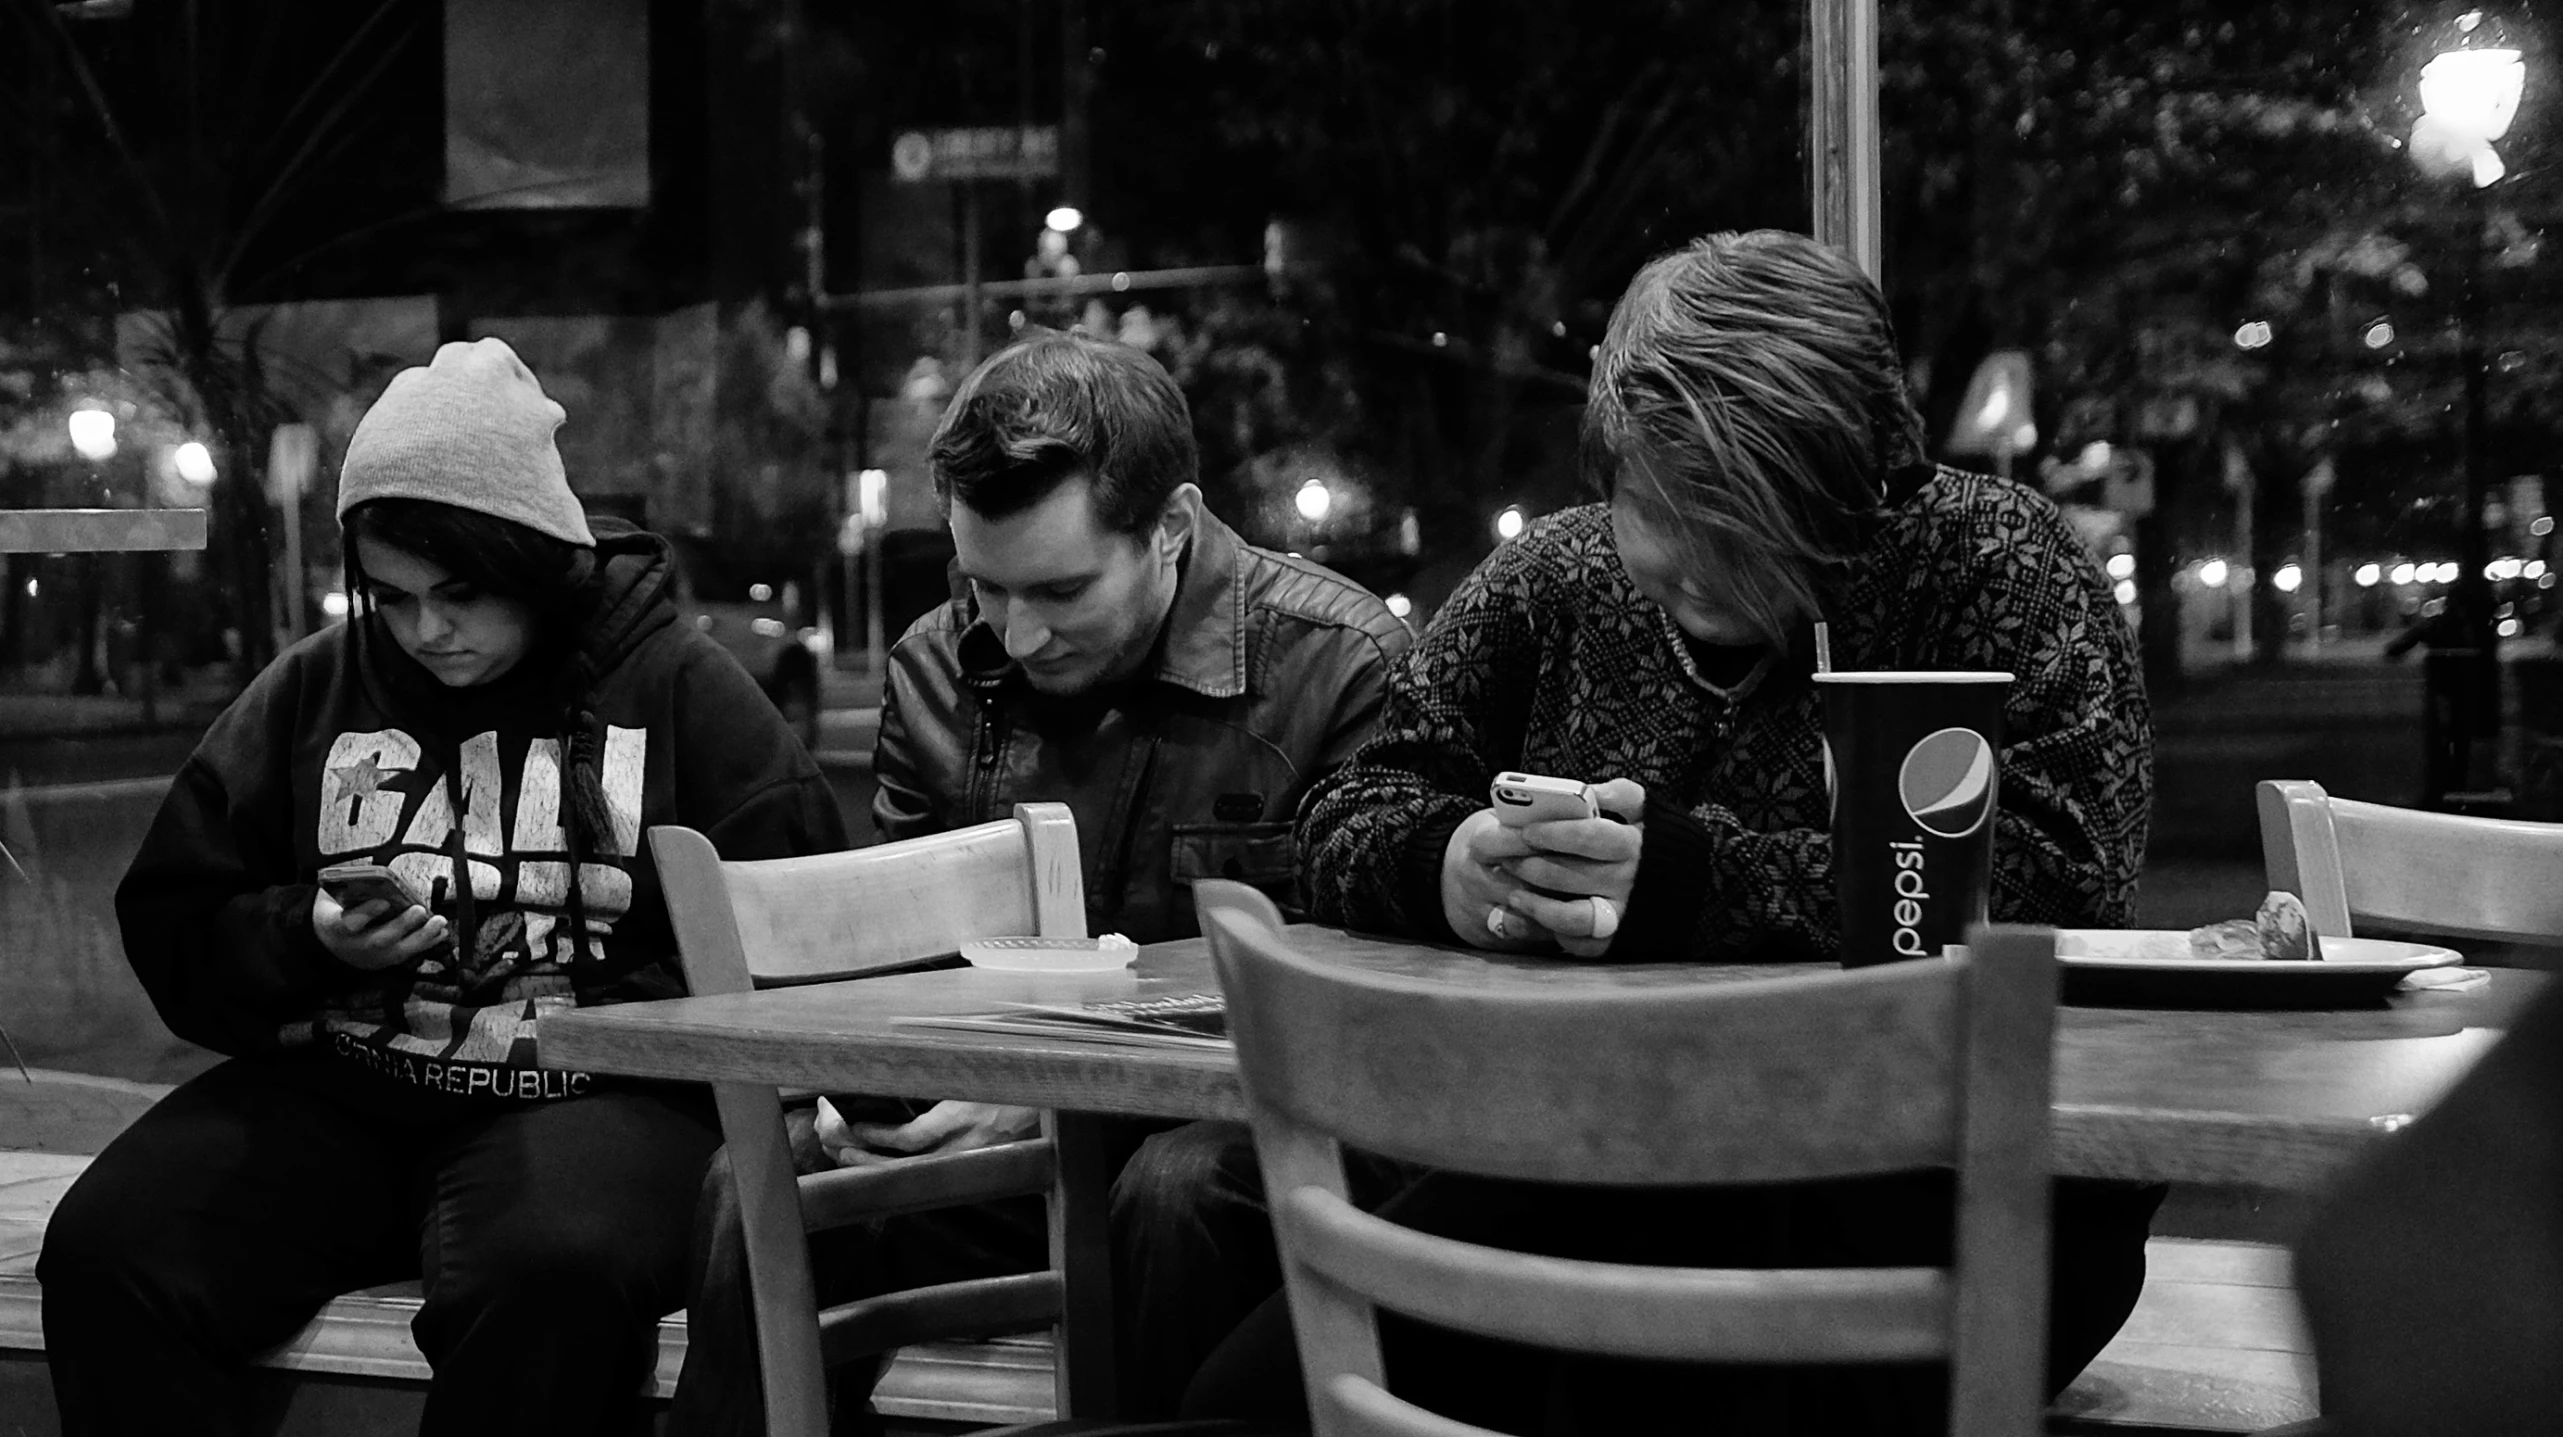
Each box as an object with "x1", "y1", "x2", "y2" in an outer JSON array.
[
  {"x1": 1490, "y1": 772, "x2": 1600, "y2": 827},
  {"x1": 317, "y1": 861, "x2": 426, "y2": 914},
  {"x1": 1455, "y1": 774, "x2": 1647, "y2": 960},
  {"x1": 312, "y1": 861, "x2": 444, "y2": 972}
]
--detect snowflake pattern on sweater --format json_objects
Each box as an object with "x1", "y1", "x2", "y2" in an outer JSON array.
[{"x1": 1296, "y1": 468, "x2": 2152, "y2": 963}]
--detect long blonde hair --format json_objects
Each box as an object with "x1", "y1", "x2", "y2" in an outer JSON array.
[{"x1": 1582, "y1": 230, "x2": 1928, "y2": 649}]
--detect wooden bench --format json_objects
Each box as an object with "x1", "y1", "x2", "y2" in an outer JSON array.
[
  {"x1": 0, "y1": 1133, "x2": 1053, "y2": 1434},
  {"x1": 1, "y1": 1141, "x2": 2314, "y2": 1434},
  {"x1": 0, "y1": 1269, "x2": 1051, "y2": 1435}
]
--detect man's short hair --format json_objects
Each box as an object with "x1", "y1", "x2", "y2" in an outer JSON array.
[{"x1": 928, "y1": 330, "x2": 1199, "y2": 536}]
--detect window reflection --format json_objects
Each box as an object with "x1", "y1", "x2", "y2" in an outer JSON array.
[{"x1": 6, "y1": 2, "x2": 2559, "y2": 1084}]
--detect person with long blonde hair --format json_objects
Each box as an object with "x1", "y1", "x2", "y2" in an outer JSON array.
[{"x1": 1189, "y1": 230, "x2": 2161, "y2": 1431}]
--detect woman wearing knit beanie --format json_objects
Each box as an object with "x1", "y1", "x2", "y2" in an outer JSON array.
[{"x1": 39, "y1": 338, "x2": 849, "y2": 1436}]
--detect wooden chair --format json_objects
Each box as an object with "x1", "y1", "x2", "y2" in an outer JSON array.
[
  {"x1": 2256, "y1": 778, "x2": 2563, "y2": 944},
  {"x1": 653, "y1": 803, "x2": 1117, "y2": 1437},
  {"x1": 1194, "y1": 880, "x2": 2063, "y2": 1437},
  {"x1": 2257, "y1": 783, "x2": 2563, "y2": 1437}
]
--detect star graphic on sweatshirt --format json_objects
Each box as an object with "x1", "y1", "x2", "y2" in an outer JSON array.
[{"x1": 331, "y1": 754, "x2": 389, "y2": 802}]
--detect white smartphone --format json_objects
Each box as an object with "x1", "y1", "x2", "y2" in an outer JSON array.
[{"x1": 1490, "y1": 772, "x2": 1599, "y2": 826}]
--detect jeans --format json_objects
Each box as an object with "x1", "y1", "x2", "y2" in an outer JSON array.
[{"x1": 37, "y1": 1054, "x2": 721, "y2": 1437}]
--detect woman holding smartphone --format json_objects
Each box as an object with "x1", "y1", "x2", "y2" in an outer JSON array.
[
  {"x1": 38, "y1": 338, "x2": 845, "y2": 1437},
  {"x1": 1182, "y1": 232, "x2": 2158, "y2": 1432}
]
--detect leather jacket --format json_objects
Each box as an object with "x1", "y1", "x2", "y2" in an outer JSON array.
[{"x1": 871, "y1": 510, "x2": 1411, "y2": 942}]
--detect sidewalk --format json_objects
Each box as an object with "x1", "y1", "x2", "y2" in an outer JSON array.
[
  {"x1": 2149, "y1": 654, "x2": 2427, "y2": 859},
  {"x1": 0, "y1": 666, "x2": 239, "y2": 743}
]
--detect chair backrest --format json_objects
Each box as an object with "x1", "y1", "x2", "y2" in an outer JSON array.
[
  {"x1": 1195, "y1": 880, "x2": 2060, "y2": 1437},
  {"x1": 649, "y1": 804, "x2": 1085, "y2": 1437},
  {"x1": 655, "y1": 802, "x2": 1086, "y2": 994},
  {"x1": 2258, "y1": 779, "x2": 2563, "y2": 944}
]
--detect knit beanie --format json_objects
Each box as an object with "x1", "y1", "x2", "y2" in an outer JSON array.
[{"x1": 336, "y1": 337, "x2": 595, "y2": 546}]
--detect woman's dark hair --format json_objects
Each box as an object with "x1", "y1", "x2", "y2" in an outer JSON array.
[
  {"x1": 928, "y1": 328, "x2": 1199, "y2": 536},
  {"x1": 344, "y1": 499, "x2": 598, "y2": 628},
  {"x1": 343, "y1": 498, "x2": 611, "y2": 978}
]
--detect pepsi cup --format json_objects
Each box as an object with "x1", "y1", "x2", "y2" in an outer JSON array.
[{"x1": 1814, "y1": 672, "x2": 2010, "y2": 968}]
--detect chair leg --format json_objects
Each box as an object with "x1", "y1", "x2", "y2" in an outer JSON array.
[{"x1": 1048, "y1": 1111, "x2": 1122, "y2": 1419}]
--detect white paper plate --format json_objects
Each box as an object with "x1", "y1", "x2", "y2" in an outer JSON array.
[
  {"x1": 959, "y1": 936, "x2": 1139, "y2": 973},
  {"x1": 2056, "y1": 929, "x2": 2461, "y2": 1005}
]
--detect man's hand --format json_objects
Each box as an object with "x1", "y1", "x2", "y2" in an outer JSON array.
[
  {"x1": 817, "y1": 1099, "x2": 1043, "y2": 1168},
  {"x1": 312, "y1": 889, "x2": 447, "y2": 972},
  {"x1": 1499, "y1": 777, "x2": 1645, "y2": 958}
]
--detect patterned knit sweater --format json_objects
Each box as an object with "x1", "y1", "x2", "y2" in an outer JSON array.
[{"x1": 1296, "y1": 467, "x2": 2152, "y2": 963}]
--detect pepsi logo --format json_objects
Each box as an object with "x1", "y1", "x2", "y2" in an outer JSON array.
[{"x1": 1899, "y1": 727, "x2": 1996, "y2": 838}]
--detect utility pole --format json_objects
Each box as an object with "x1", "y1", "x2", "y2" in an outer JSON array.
[
  {"x1": 1061, "y1": 0, "x2": 1092, "y2": 223},
  {"x1": 1807, "y1": 0, "x2": 1882, "y2": 281}
]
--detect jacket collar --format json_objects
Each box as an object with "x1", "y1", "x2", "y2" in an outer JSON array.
[
  {"x1": 957, "y1": 508, "x2": 1253, "y2": 700},
  {"x1": 1150, "y1": 509, "x2": 1249, "y2": 698}
]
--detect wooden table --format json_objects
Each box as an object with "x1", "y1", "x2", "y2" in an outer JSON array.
[{"x1": 543, "y1": 926, "x2": 2545, "y2": 1193}]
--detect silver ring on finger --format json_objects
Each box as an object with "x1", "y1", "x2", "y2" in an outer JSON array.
[
  {"x1": 1587, "y1": 895, "x2": 1621, "y2": 941},
  {"x1": 1486, "y1": 905, "x2": 1514, "y2": 940}
]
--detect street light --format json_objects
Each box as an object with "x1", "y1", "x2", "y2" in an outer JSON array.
[
  {"x1": 173, "y1": 441, "x2": 216, "y2": 486},
  {"x1": 2407, "y1": 10, "x2": 2524, "y2": 802},
  {"x1": 1494, "y1": 505, "x2": 1526, "y2": 542},
  {"x1": 2413, "y1": 13, "x2": 2525, "y2": 186},
  {"x1": 1294, "y1": 479, "x2": 1333, "y2": 523},
  {"x1": 67, "y1": 405, "x2": 116, "y2": 461}
]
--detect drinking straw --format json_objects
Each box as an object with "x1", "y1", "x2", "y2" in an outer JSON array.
[{"x1": 1814, "y1": 620, "x2": 1833, "y2": 675}]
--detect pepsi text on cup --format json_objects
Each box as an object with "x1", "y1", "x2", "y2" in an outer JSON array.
[{"x1": 1816, "y1": 672, "x2": 2008, "y2": 968}]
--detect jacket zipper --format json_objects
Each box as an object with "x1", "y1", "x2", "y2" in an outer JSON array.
[{"x1": 970, "y1": 709, "x2": 1002, "y2": 816}]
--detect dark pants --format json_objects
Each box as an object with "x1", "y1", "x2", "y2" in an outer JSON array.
[
  {"x1": 38, "y1": 1055, "x2": 721, "y2": 1437},
  {"x1": 1180, "y1": 1167, "x2": 2165, "y2": 1436},
  {"x1": 669, "y1": 1116, "x2": 1395, "y2": 1434}
]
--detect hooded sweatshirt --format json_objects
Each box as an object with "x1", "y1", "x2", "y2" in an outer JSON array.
[{"x1": 116, "y1": 526, "x2": 847, "y2": 1101}]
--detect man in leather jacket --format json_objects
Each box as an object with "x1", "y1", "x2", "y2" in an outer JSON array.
[
  {"x1": 670, "y1": 330, "x2": 1408, "y2": 1432},
  {"x1": 870, "y1": 357, "x2": 1409, "y2": 943}
]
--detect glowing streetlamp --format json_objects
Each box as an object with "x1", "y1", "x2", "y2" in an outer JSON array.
[
  {"x1": 1493, "y1": 505, "x2": 1526, "y2": 542},
  {"x1": 1294, "y1": 479, "x2": 1333, "y2": 523},
  {"x1": 173, "y1": 441, "x2": 217, "y2": 486},
  {"x1": 2409, "y1": 10, "x2": 2525, "y2": 706},
  {"x1": 67, "y1": 406, "x2": 116, "y2": 461},
  {"x1": 2412, "y1": 13, "x2": 2525, "y2": 187}
]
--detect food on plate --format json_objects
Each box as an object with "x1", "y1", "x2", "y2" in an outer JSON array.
[
  {"x1": 2188, "y1": 890, "x2": 2321, "y2": 961},
  {"x1": 2055, "y1": 891, "x2": 2325, "y2": 962},
  {"x1": 2252, "y1": 889, "x2": 2320, "y2": 961}
]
